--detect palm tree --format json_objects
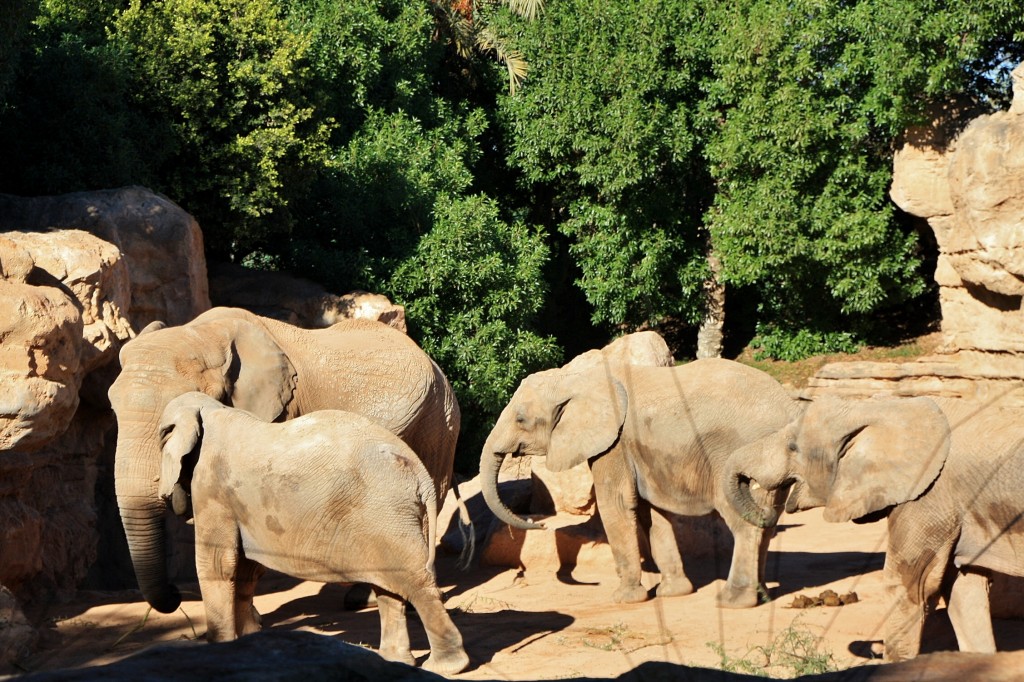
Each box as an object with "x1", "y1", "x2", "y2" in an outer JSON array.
[{"x1": 432, "y1": 0, "x2": 543, "y2": 94}]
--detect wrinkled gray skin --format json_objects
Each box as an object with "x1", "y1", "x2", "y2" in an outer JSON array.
[
  {"x1": 158, "y1": 393, "x2": 468, "y2": 674},
  {"x1": 725, "y1": 396, "x2": 1024, "y2": 661},
  {"x1": 108, "y1": 307, "x2": 460, "y2": 615},
  {"x1": 482, "y1": 358, "x2": 797, "y2": 608}
]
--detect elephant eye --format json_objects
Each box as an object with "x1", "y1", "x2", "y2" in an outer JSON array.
[{"x1": 787, "y1": 441, "x2": 798, "y2": 453}]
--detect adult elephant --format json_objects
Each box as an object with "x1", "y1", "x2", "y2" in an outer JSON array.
[
  {"x1": 722, "y1": 395, "x2": 1024, "y2": 661},
  {"x1": 481, "y1": 358, "x2": 798, "y2": 607},
  {"x1": 109, "y1": 307, "x2": 460, "y2": 615}
]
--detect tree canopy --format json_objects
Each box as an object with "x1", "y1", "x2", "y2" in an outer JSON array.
[{"x1": 2, "y1": 0, "x2": 1022, "y2": 465}]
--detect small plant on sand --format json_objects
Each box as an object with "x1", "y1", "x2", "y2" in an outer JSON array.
[{"x1": 707, "y1": 621, "x2": 837, "y2": 678}]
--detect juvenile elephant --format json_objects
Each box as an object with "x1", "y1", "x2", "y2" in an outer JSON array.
[
  {"x1": 481, "y1": 358, "x2": 798, "y2": 607},
  {"x1": 108, "y1": 307, "x2": 460, "y2": 614},
  {"x1": 724, "y1": 395, "x2": 1024, "y2": 661},
  {"x1": 159, "y1": 392, "x2": 469, "y2": 675}
]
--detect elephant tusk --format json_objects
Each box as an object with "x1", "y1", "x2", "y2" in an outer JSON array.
[{"x1": 750, "y1": 481, "x2": 762, "y2": 491}]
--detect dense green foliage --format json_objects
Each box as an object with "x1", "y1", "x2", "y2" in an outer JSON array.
[{"x1": 2, "y1": 0, "x2": 1022, "y2": 466}]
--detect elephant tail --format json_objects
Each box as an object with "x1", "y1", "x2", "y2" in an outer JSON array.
[
  {"x1": 413, "y1": 454, "x2": 439, "y2": 574},
  {"x1": 450, "y1": 479, "x2": 475, "y2": 571}
]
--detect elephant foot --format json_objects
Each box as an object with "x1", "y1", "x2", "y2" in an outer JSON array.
[
  {"x1": 423, "y1": 648, "x2": 471, "y2": 675},
  {"x1": 612, "y1": 583, "x2": 650, "y2": 604},
  {"x1": 237, "y1": 604, "x2": 262, "y2": 636},
  {"x1": 715, "y1": 582, "x2": 760, "y2": 609},
  {"x1": 656, "y1": 575, "x2": 694, "y2": 599},
  {"x1": 379, "y1": 645, "x2": 416, "y2": 667}
]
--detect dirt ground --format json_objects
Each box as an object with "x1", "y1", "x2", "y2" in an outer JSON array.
[{"x1": 17, "y1": 507, "x2": 1024, "y2": 679}]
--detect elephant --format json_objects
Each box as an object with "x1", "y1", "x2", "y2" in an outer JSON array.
[
  {"x1": 158, "y1": 392, "x2": 469, "y2": 675},
  {"x1": 481, "y1": 357, "x2": 799, "y2": 607},
  {"x1": 723, "y1": 394, "x2": 1024, "y2": 661},
  {"x1": 108, "y1": 306, "x2": 460, "y2": 615}
]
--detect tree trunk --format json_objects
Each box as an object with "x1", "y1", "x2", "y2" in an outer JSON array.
[{"x1": 696, "y1": 245, "x2": 725, "y2": 359}]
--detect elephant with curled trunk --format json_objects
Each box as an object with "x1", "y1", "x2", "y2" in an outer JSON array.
[
  {"x1": 108, "y1": 306, "x2": 460, "y2": 615},
  {"x1": 724, "y1": 395, "x2": 1024, "y2": 661},
  {"x1": 481, "y1": 358, "x2": 798, "y2": 607}
]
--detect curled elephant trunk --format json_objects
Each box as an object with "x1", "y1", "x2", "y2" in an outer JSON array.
[
  {"x1": 480, "y1": 449, "x2": 544, "y2": 531},
  {"x1": 725, "y1": 471, "x2": 783, "y2": 529}
]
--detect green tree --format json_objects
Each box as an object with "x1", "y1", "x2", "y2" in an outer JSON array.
[
  {"x1": 392, "y1": 194, "x2": 561, "y2": 466},
  {"x1": 0, "y1": 0, "x2": 161, "y2": 193},
  {"x1": 494, "y1": 0, "x2": 714, "y2": 333},
  {"x1": 109, "y1": 0, "x2": 331, "y2": 257},
  {"x1": 699, "y1": 0, "x2": 1024, "y2": 358}
]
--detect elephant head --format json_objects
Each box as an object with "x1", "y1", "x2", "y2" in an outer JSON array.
[
  {"x1": 108, "y1": 308, "x2": 297, "y2": 613},
  {"x1": 725, "y1": 396, "x2": 951, "y2": 528},
  {"x1": 157, "y1": 392, "x2": 225, "y2": 518},
  {"x1": 481, "y1": 367, "x2": 628, "y2": 530}
]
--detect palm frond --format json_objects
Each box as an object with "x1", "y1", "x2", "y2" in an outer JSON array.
[
  {"x1": 500, "y1": 0, "x2": 544, "y2": 21},
  {"x1": 476, "y1": 26, "x2": 528, "y2": 94}
]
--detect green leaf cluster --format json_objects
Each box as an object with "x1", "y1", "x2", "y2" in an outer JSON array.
[{"x1": 2, "y1": 0, "x2": 1024, "y2": 464}]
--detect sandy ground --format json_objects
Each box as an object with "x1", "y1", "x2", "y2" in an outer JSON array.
[{"x1": 17, "y1": 508, "x2": 1024, "y2": 679}]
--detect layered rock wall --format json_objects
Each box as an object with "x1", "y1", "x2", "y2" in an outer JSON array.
[{"x1": 809, "y1": 64, "x2": 1024, "y2": 407}]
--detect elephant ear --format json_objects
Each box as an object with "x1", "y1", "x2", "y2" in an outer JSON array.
[
  {"x1": 546, "y1": 368, "x2": 628, "y2": 472},
  {"x1": 158, "y1": 393, "x2": 208, "y2": 515},
  {"x1": 222, "y1": 319, "x2": 298, "y2": 421},
  {"x1": 823, "y1": 396, "x2": 950, "y2": 523}
]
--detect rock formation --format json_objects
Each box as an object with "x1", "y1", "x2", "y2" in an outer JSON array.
[
  {"x1": 809, "y1": 64, "x2": 1024, "y2": 406},
  {"x1": 0, "y1": 187, "x2": 420, "y2": 672},
  {"x1": 0, "y1": 188, "x2": 210, "y2": 672},
  {"x1": 806, "y1": 62, "x2": 1024, "y2": 619},
  {"x1": 17, "y1": 629, "x2": 1024, "y2": 682},
  {"x1": 208, "y1": 261, "x2": 407, "y2": 332}
]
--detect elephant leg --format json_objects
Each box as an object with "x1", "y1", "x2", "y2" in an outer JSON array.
[
  {"x1": 717, "y1": 507, "x2": 768, "y2": 608},
  {"x1": 195, "y1": 522, "x2": 242, "y2": 642},
  {"x1": 947, "y1": 569, "x2": 995, "y2": 653},
  {"x1": 404, "y1": 583, "x2": 469, "y2": 675},
  {"x1": 232, "y1": 556, "x2": 265, "y2": 637},
  {"x1": 883, "y1": 554, "x2": 948, "y2": 661},
  {"x1": 882, "y1": 565, "x2": 926, "y2": 662},
  {"x1": 648, "y1": 508, "x2": 692, "y2": 598},
  {"x1": 590, "y1": 454, "x2": 648, "y2": 604},
  {"x1": 884, "y1": 510, "x2": 955, "y2": 662},
  {"x1": 375, "y1": 589, "x2": 415, "y2": 667}
]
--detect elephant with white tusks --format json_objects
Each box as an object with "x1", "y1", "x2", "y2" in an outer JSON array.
[
  {"x1": 108, "y1": 306, "x2": 461, "y2": 616},
  {"x1": 158, "y1": 392, "x2": 469, "y2": 675},
  {"x1": 724, "y1": 394, "x2": 1024, "y2": 661},
  {"x1": 481, "y1": 358, "x2": 798, "y2": 607}
]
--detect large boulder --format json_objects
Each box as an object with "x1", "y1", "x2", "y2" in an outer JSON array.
[
  {"x1": 806, "y1": 62, "x2": 1024, "y2": 619},
  {"x1": 208, "y1": 261, "x2": 406, "y2": 331},
  {"x1": 810, "y1": 62, "x2": 1024, "y2": 406},
  {"x1": 0, "y1": 186, "x2": 210, "y2": 329},
  {"x1": 0, "y1": 237, "x2": 84, "y2": 453},
  {"x1": 15, "y1": 629, "x2": 1024, "y2": 682},
  {"x1": 0, "y1": 189, "x2": 212, "y2": 671}
]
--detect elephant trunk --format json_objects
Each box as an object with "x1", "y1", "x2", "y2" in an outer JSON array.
[
  {"x1": 724, "y1": 441, "x2": 793, "y2": 529},
  {"x1": 480, "y1": 447, "x2": 543, "y2": 531},
  {"x1": 725, "y1": 472, "x2": 780, "y2": 529},
  {"x1": 114, "y1": 420, "x2": 182, "y2": 614}
]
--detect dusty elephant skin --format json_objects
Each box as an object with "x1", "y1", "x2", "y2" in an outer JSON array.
[
  {"x1": 725, "y1": 395, "x2": 1024, "y2": 661},
  {"x1": 481, "y1": 358, "x2": 798, "y2": 608},
  {"x1": 156, "y1": 393, "x2": 468, "y2": 674},
  {"x1": 107, "y1": 307, "x2": 460, "y2": 616}
]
